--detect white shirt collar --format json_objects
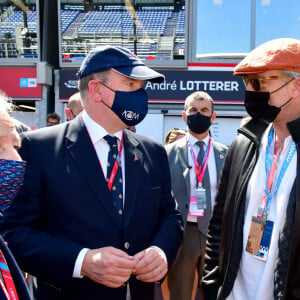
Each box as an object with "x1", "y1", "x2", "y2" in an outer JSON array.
[
  {"x1": 187, "y1": 132, "x2": 210, "y2": 147},
  {"x1": 81, "y1": 110, "x2": 123, "y2": 144}
]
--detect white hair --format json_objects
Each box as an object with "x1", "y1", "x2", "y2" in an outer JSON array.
[
  {"x1": 0, "y1": 90, "x2": 15, "y2": 129},
  {"x1": 282, "y1": 70, "x2": 300, "y2": 79},
  {"x1": 0, "y1": 90, "x2": 13, "y2": 115}
]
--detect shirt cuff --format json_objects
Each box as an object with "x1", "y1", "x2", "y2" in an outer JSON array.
[{"x1": 73, "y1": 248, "x2": 89, "y2": 278}]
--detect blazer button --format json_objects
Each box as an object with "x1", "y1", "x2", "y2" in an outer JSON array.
[{"x1": 124, "y1": 242, "x2": 130, "y2": 250}]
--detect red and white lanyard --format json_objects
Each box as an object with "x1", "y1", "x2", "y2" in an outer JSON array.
[
  {"x1": 82, "y1": 117, "x2": 124, "y2": 191},
  {"x1": 188, "y1": 138, "x2": 211, "y2": 188},
  {"x1": 106, "y1": 133, "x2": 123, "y2": 191}
]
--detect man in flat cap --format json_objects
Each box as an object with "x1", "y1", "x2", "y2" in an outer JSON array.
[
  {"x1": 1, "y1": 45, "x2": 183, "y2": 299},
  {"x1": 202, "y1": 38, "x2": 300, "y2": 300}
]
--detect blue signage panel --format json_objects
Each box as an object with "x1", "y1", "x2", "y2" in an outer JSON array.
[{"x1": 59, "y1": 69, "x2": 245, "y2": 103}]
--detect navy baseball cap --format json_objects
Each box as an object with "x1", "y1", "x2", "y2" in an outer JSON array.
[{"x1": 76, "y1": 45, "x2": 165, "y2": 83}]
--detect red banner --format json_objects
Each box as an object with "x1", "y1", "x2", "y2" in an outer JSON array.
[{"x1": 0, "y1": 68, "x2": 42, "y2": 99}]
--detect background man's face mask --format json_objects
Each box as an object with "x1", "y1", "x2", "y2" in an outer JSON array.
[{"x1": 187, "y1": 112, "x2": 211, "y2": 134}]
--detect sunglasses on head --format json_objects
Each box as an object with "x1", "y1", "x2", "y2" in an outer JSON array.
[{"x1": 243, "y1": 75, "x2": 293, "y2": 92}]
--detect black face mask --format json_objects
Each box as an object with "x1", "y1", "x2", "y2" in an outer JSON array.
[
  {"x1": 244, "y1": 90, "x2": 293, "y2": 123},
  {"x1": 187, "y1": 112, "x2": 211, "y2": 134},
  {"x1": 244, "y1": 76, "x2": 295, "y2": 123}
]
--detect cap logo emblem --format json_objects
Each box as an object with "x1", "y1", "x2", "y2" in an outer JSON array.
[{"x1": 122, "y1": 110, "x2": 139, "y2": 121}]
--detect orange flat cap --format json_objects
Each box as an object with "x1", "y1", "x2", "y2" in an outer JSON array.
[{"x1": 234, "y1": 38, "x2": 300, "y2": 76}]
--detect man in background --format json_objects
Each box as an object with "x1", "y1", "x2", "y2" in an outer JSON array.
[
  {"x1": 46, "y1": 112, "x2": 60, "y2": 126},
  {"x1": 65, "y1": 92, "x2": 83, "y2": 121},
  {"x1": 164, "y1": 91, "x2": 227, "y2": 300}
]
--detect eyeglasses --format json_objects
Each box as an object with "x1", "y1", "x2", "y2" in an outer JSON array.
[{"x1": 243, "y1": 75, "x2": 293, "y2": 92}]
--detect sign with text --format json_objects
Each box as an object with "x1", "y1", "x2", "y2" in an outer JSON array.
[{"x1": 59, "y1": 69, "x2": 245, "y2": 104}]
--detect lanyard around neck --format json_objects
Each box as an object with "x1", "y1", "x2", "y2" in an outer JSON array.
[
  {"x1": 106, "y1": 132, "x2": 124, "y2": 191},
  {"x1": 257, "y1": 127, "x2": 296, "y2": 218},
  {"x1": 188, "y1": 138, "x2": 211, "y2": 187},
  {"x1": 82, "y1": 117, "x2": 124, "y2": 191}
]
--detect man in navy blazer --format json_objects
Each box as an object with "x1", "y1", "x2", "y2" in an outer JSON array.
[{"x1": 1, "y1": 46, "x2": 183, "y2": 300}]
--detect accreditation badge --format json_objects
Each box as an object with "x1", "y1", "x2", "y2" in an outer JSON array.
[
  {"x1": 246, "y1": 216, "x2": 265, "y2": 255},
  {"x1": 256, "y1": 220, "x2": 274, "y2": 261},
  {"x1": 195, "y1": 187, "x2": 206, "y2": 210},
  {"x1": 189, "y1": 196, "x2": 204, "y2": 217}
]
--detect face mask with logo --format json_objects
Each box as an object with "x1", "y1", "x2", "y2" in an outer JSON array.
[
  {"x1": 99, "y1": 82, "x2": 148, "y2": 126},
  {"x1": 244, "y1": 90, "x2": 293, "y2": 123},
  {"x1": 0, "y1": 159, "x2": 26, "y2": 212},
  {"x1": 187, "y1": 112, "x2": 211, "y2": 134}
]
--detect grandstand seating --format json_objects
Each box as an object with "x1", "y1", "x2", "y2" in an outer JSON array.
[
  {"x1": 0, "y1": 10, "x2": 37, "y2": 38},
  {"x1": 61, "y1": 6, "x2": 185, "y2": 61},
  {"x1": 62, "y1": 7, "x2": 172, "y2": 38},
  {"x1": 176, "y1": 9, "x2": 185, "y2": 36},
  {"x1": 61, "y1": 10, "x2": 80, "y2": 34},
  {"x1": 0, "y1": 5, "x2": 185, "y2": 60},
  {"x1": 0, "y1": 8, "x2": 37, "y2": 58}
]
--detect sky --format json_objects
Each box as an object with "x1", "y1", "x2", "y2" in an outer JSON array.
[{"x1": 196, "y1": 0, "x2": 300, "y2": 54}]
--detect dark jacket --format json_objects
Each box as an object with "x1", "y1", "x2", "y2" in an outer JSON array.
[
  {"x1": 1, "y1": 116, "x2": 183, "y2": 300},
  {"x1": 202, "y1": 117, "x2": 300, "y2": 300}
]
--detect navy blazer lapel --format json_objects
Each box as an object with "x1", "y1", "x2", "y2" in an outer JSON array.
[
  {"x1": 65, "y1": 117, "x2": 121, "y2": 229},
  {"x1": 123, "y1": 131, "x2": 143, "y2": 231}
]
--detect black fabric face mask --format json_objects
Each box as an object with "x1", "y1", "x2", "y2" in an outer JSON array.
[
  {"x1": 187, "y1": 112, "x2": 211, "y2": 134},
  {"x1": 244, "y1": 90, "x2": 281, "y2": 123},
  {"x1": 244, "y1": 76, "x2": 294, "y2": 123},
  {"x1": 244, "y1": 90, "x2": 293, "y2": 123}
]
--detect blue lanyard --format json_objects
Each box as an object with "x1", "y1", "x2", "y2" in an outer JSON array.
[{"x1": 262, "y1": 127, "x2": 296, "y2": 215}]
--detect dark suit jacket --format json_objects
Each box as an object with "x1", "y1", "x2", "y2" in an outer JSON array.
[
  {"x1": 0, "y1": 235, "x2": 31, "y2": 300},
  {"x1": 1, "y1": 116, "x2": 183, "y2": 300},
  {"x1": 165, "y1": 136, "x2": 227, "y2": 229}
]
